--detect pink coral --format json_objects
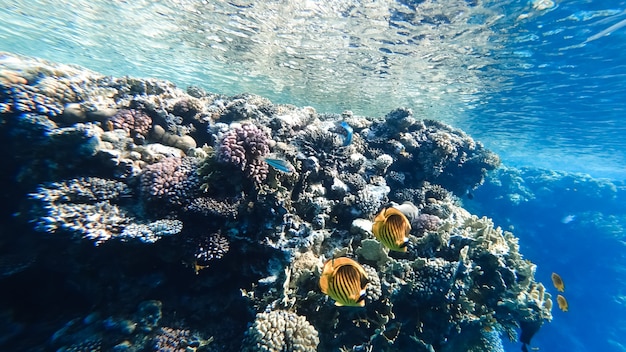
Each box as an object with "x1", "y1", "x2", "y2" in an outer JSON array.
[
  {"x1": 217, "y1": 123, "x2": 270, "y2": 186},
  {"x1": 139, "y1": 157, "x2": 200, "y2": 206},
  {"x1": 109, "y1": 109, "x2": 152, "y2": 138}
]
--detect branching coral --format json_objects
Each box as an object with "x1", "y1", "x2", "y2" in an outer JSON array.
[
  {"x1": 296, "y1": 127, "x2": 349, "y2": 173},
  {"x1": 192, "y1": 233, "x2": 230, "y2": 272},
  {"x1": 185, "y1": 196, "x2": 241, "y2": 219},
  {"x1": 139, "y1": 157, "x2": 201, "y2": 206},
  {"x1": 108, "y1": 108, "x2": 152, "y2": 139},
  {"x1": 217, "y1": 123, "x2": 270, "y2": 186},
  {"x1": 29, "y1": 177, "x2": 185, "y2": 245},
  {"x1": 28, "y1": 177, "x2": 134, "y2": 244},
  {"x1": 242, "y1": 310, "x2": 319, "y2": 352}
]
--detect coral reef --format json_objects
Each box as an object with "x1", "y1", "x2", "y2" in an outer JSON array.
[
  {"x1": 242, "y1": 310, "x2": 319, "y2": 352},
  {"x1": 217, "y1": 122, "x2": 271, "y2": 187},
  {"x1": 192, "y1": 233, "x2": 230, "y2": 272},
  {"x1": 154, "y1": 327, "x2": 213, "y2": 352},
  {"x1": 139, "y1": 157, "x2": 201, "y2": 207},
  {"x1": 108, "y1": 108, "x2": 153, "y2": 140},
  {"x1": 0, "y1": 53, "x2": 551, "y2": 352}
]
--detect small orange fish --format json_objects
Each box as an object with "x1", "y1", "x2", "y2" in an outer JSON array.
[
  {"x1": 557, "y1": 294, "x2": 568, "y2": 312},
  {"x1": 319, "y1": 257, "x2": 369, "y2": 307},
  {"x1": 551, "y1": 272, "x2": 565, "y2": 292},
  {"x1": 372, "y1": 206, "x2": 411, "y2": 252}
]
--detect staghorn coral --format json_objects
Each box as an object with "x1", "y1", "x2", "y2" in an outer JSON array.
[
  {"x1": 139, "y1": 157, "x2": 201, "y2": 207},
  {"x1": 241, "y1": 310, "x2": 319, "y2": 352},
  {"x1": 217, "y1": 123, "x2": 270, "y2": 186}
]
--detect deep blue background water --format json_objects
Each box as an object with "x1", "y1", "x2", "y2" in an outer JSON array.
[{"x1": 467, "y1": 167, "x2": 626, "y2": 351}]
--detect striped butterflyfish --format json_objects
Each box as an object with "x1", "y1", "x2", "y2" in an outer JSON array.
[
  {"x1": 372, "y1": 206, "x2": 411, "y2": 252},
  {"x1": 319, "y1": 257, "x2": 369, "y2": 307}
]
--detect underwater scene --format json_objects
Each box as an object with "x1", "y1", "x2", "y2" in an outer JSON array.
[{"x1": 0, "y1": 1, "x2": 625, "y2": 351}]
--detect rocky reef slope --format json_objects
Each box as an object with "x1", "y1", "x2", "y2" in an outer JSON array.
[{"x1": 0, "y1": 52, "x2": 549, "y2": 351}]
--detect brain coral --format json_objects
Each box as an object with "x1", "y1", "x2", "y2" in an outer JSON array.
[{"x1": 242, "y1": 310, "x2": 319, "y2": 352}]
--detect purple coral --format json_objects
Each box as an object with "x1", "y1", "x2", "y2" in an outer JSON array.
[
  {"x1": 109, "y1": 109, "x2": 152, "y2": 138},
  {"x1": 217, "y1": 123, "x2": 270, "y2": 185},
  {"x1": 139, "y1": 157, "x2": 200, "y2": 206},
  {"x1": 414, "y1": 213, "x2": 441, "y2": 234}
]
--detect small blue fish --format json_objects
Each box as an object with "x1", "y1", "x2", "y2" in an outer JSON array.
[
  {"x1": 264, "y1": 157, "x2": 294, "y2": 173},
  {"x1": 339, "y1": 121, "x2": 353, "y2": 146}
]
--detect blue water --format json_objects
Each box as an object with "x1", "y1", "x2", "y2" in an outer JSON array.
[
  {"x1": 460, "y1": 2, "x2": 626, "y2": 179},
  {"x1": 1, "y1": 0, "x2": 626, "y2": 351},
  {"x1": 466, "y1": 168, "x2": 626, "y2": 351}
]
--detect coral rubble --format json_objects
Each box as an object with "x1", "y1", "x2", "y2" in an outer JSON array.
[{"x1": 0, "y1": 52, "x2": 548, "y2": 351}]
